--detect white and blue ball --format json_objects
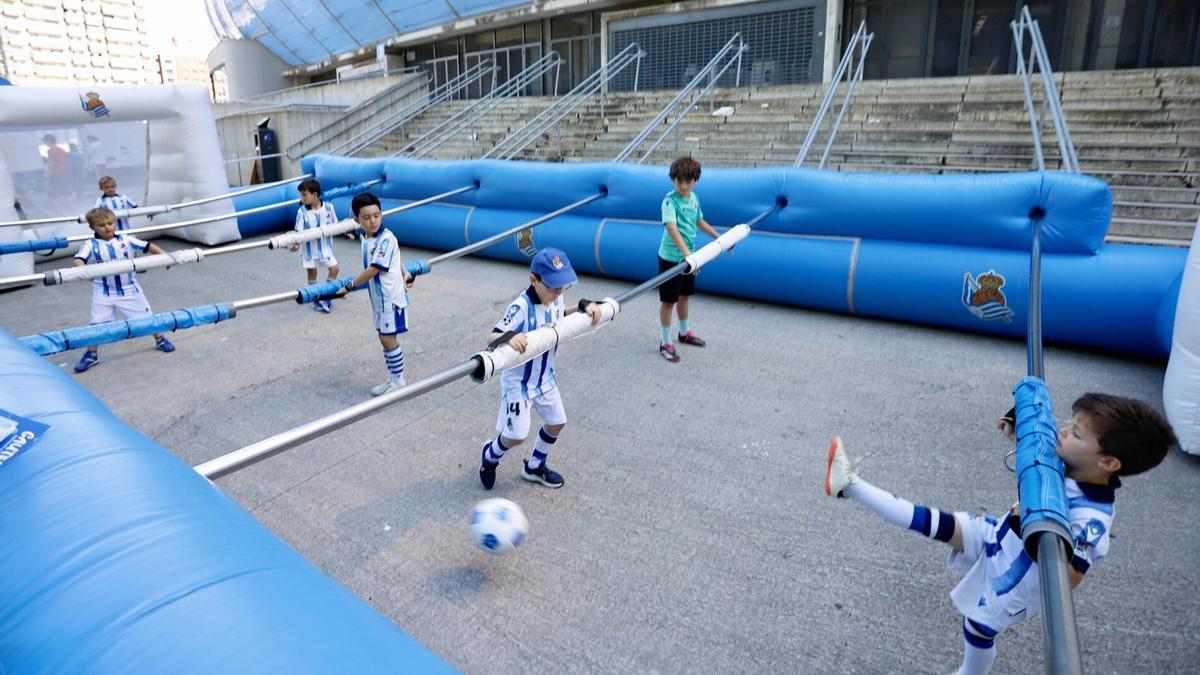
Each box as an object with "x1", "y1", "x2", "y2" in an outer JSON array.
[{"x1": 469, "y1": 498, "x2": 529, "y2": 555}]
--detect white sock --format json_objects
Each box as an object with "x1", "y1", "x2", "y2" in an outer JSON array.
[
  {"x1": 844, "y1": 479, "x2": 915, "y2": 529},
  {"x1": 959, "y1": 620, "x2": 998, "y2": 675}
]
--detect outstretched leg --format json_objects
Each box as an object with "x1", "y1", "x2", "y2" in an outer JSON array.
[{"x1": 825, "y1": 436, "x2": 963, "y2": 551}]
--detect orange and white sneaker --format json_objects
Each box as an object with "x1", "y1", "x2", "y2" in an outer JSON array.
[{"x1": 824, "y1": 436, "x2": 858, "y2": 497}]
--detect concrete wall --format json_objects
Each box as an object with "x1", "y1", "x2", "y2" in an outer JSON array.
[{"x1": 208, "y1": 40, "x2": 291, "y2": 100}]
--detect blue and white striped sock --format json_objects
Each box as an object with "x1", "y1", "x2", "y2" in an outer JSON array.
[
  {"x1": 527, "y1": 426, "x2": 558, "y2": 469},
  {"x1": 484, "y1": 434, "x2": 511, "y2": 464},
  {"x1": 845, "y1": 479, "x2": 955, "y2": 543},
  {"x1": 383, "y1": 346, "x2": 405, "y2": 385}
]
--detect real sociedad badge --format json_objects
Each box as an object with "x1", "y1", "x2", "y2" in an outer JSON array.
[
  {"x1": 516, "y1": 228, "x2": 537, "y2": 257},
  {"x1": 79, "y1": 91, "x2": 110, "y2": 118},
  {"x1": 962, "y1": 269, "x2": 1014, "y2": 323},
  {"x1": 0, "y1": 409, "x2": 50, "y2": 469}
]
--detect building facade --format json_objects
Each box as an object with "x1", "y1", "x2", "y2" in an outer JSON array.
[
  {"x1": 205, "y1": 0, "x2": 1199, "y2": 98},
  {"x1": 0, "y1": 0, "x2": 160, "y2": 86}
]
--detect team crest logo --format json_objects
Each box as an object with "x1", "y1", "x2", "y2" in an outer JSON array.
[
  {"x1": 516, "y1": 228, "x2": 537, "y2": 257},
  {"x1": 962, "y1": 269, "x2": 1014, "y2": 323},
  {"x1": 80, "y1": 91, "x2": 110, "y2": 118},
  {"x1": 551, "y1": 255, "x2": 564, "y2": 270}
]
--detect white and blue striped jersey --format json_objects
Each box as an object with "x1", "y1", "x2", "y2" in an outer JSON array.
[
  {"x1": 74, "y1": 234, "x2": 151, "y2": 297},
  {"x1": 361, "y1": 227, "x2": 408, "y2": 313},
  {"x1": 950, "y1": 477, "x2": 1117, "y2": 627},
  {"x1": 494, "y1": 286, "x2": 565, "y2": 401},
  {"x1": 94, "y1": 193, "x2": 138, "y2": 231},
  {"x1": 294, "y1": 202, "x2": 338, "y2": 262}
]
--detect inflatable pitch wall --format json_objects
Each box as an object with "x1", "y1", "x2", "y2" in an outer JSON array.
[
  {"x1": 0, "y1": 330, "x2": 455, "y2": 673},
  {"x1": 234, "y1": 155, "x2": 1185, "y2": 360},
  {"x1": 0, "y1": 85, "x2": 240, "y2": 278}
]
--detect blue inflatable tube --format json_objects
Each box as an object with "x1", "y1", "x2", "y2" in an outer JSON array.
[
  {"x1": 0, "y1": 329, "x2": 454, "y2": 673},
  {"x1": 235, "y1": 156, "x2": 1185, "y2": 358}
]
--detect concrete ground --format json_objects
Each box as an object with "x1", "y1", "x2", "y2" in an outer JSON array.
[{"x1": 2, "y1": 236, "x2": 1197, "y2": 674}]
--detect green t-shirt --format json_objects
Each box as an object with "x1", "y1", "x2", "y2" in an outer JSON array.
[{"x1": 658, "y1": 190, "x2": 703, "y2": 262}]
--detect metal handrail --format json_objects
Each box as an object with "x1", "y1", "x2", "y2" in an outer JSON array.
[
  {"x1": 242, "y1": 67, "x2": 424, "y2": 101},
  {"x1": 485, "y1": 43, "x2": 645, "y2": 161},
  {"x1": 284, "y1": 71, "x2": 431, "y2": 159},
  {"x1": 795, "y1": 21, "x2": 874, "y2": 168},
  {"x1": 614, "y1": 34, "x2": 746, "y2": 164},
  {"x1": 400, "y1": 52, "x2": 564, "y2": 159},
  {"x1": 1012, "y1": 7, "x2": 1080, "y2": 173},
  {"x1": 331, "y1": 60, "x2": 499, "y2": 157}
]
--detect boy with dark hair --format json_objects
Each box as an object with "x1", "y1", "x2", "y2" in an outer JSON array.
[
  {"x1": 336, "y1": 192, "x2": 414, "y2": 396},
  {"x1": 657, "y1": 156, "x2": 721, "y2": 363},
  {"x1": 292, "y1": 178, "x2": 341, "y2": 313},
  {"x1": 823, "y1": 393, "x2": 1177, "y2": 674}
]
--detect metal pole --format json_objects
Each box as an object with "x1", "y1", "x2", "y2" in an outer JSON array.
[
  {"x1": 0, "y1": 174, "x2": 311, "y2": 229},
  {"x1": 1037, "y1": 535, "x2": 1083, "y2": 675},
  {"x1": 426, "y1": 192, "x2": 604, "y2": 265},
  {"x1": 0, "y1": 274, "x2": 45, "y2": 291},
  {"x1": 196, "y1": 359, "x2": 480, "y2": 479},
  {"x1": 231, "y1": 291, "x2": 301, "y2": 311},
  {"x1": 199, "y1": 206, "x2": 764, "y2": 480},
  {"x1": 381, "y1": 184, "x2": 477, "y2": 218},
  {"x1": 1026, "y1": 207, "x2": 1083, "y2": 675}
]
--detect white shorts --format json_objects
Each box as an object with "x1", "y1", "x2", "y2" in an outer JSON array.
[
  {"x1": 495, "y1": 386, "x2": 567, "y2": 439},
  {"x1": 947, "y1": 511, "x2": 1038, "y2": 635},
  {"x1": 301, "y1": 253, "x2": 338, "y2": 270},
  {"x1": 91, "y1": 292, "x2": 152, "y2": 324},
  {"x1": 373, "y1": 304, "x2": 408, "y2": 335}
]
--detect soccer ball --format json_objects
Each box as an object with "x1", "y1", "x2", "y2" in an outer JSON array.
[{"x1": 469, "y1": 498, "x2": 529, "y2": 555}]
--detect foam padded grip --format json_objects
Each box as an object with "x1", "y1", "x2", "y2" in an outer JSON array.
[
  {"x1": 405, "y1": 259, "x2": 431, "y2": 276},
  {"x1": 20, "y1": 303, "x2": 235, "y2": 356},
  {"x1": 0, "y1": 236, "x2": 69, "y2": 256},
  {"x1": 1013, "y1": 376, "x2": 1072, "y2": 554},
  {"x1": 296, "y1": 277, "x2": 355, "y2": 304}
]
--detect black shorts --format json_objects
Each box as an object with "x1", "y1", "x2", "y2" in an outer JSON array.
[{"x1": 657, "y1": 255, "x2": 695, "y2": 303}]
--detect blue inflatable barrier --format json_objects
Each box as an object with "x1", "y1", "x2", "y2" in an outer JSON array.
[
  {"x1": 20, "y1": 304, "x2": 236, "y2": 356},
  {"x1": 234, "y1": 157, "x2": 1185, "y2": 358},
  {"x1": 1013, "y1": 376, "x2": 1071, "y2": 543},
  {"x1": 0, "y1": 235, "x2": 69, "y2": 256},
  {"x1": 0, "y1": 329, "x2": 454, "y2": 673}
]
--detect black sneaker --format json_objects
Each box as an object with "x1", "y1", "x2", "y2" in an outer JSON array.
[
  {"x1": 479, "y1": 444, "x2": 497, "y2": 490},
  {"x1": 521, "y1": 460, "x2": 564, "y2": 488}
]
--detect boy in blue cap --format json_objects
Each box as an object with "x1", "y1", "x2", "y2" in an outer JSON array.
[{"x1": 478, "y1": 248, "x2": 601, "y2": 490}]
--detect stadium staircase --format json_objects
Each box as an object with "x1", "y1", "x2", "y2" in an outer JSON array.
[{"x1": 354, "y1": 67, "x2": 1200, "y2": 245}]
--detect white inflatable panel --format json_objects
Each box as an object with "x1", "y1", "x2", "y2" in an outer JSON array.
[
  {"x1": 1164, "y1": 218, "x2": 1200, "y2": 455},
  {"x1": 0, "y1": 84, "x2": 238, "y2": 278}
]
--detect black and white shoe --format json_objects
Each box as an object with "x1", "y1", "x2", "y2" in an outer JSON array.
[
  {"x1": 479, "y1": 444, "x2": 498, "y2": 490},
  {"x1": 521, "y1": 460, "x2": 564, "y2": 488}
]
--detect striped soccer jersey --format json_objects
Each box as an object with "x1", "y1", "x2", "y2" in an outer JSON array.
[
  {"x1": 94, "y1": 193, "x2": 138, "y2": 231},
  {"x1": 361, "y1": 227, "x2": 408, "y2": 313},
  {"x1": 950, "y1": 476, "x2": 1117, "y2": 627},
  {"x1": 74, "y1": 234, "x2": 151, "y2": 297},
  {"x1": 294, "y1": 202, "x2": 339, "y2": 262},
  {"x1": 494, "y1": 286, "x2": 565, "y2": 401}
]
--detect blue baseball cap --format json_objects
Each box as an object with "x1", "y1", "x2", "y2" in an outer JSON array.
[{"x1": 530, "y1": 248, "x2": 577, "y2": 288}]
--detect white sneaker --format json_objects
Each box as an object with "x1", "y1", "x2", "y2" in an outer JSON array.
[
  {"x1": 824, "y1": 436, "x2": 858, "y2": 497},
  {"x1": 370, "y1": 381, "x2": 398, "y2": 396}
]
